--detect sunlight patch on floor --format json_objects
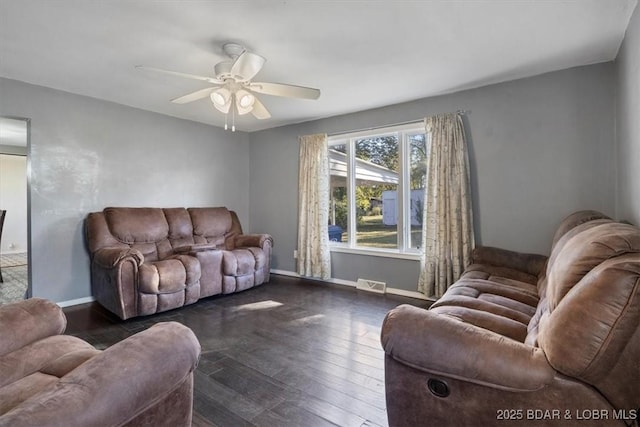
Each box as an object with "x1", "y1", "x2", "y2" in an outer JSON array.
[{"x1": 232, "y1": 300, "x2": 283, "y2": 312}]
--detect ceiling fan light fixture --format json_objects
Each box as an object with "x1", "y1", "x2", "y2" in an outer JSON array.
[
  {"x1": 210, "y1": 88, "x2": 230, "y2": 106},
  {"x1": 235, "y1": 89, "x2": 255, "y2": 115},
  {"x1": 210, "y1": 88, "x2": 231, "y2": 113}
]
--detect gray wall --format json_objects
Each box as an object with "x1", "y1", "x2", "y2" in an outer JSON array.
[
  {"x1": 0, "y1": 57, "x2": 623, "y2": 300},
  {"x1": 0, "y1": 77, "x2": 250, "y2": 303},
  {"x1": 616, "y1": 4, "x2": 640, "y2": 225},
  {"x1": 249, "y1": 63, "x2": 616, "y2": 291}
]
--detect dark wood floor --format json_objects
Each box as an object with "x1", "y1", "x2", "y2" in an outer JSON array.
[{"x1": 63, "y1": 275, "x2": 431, "y2": 427}]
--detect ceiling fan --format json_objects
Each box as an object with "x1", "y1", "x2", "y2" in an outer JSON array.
[{"x1": 136, "y1": 43, "x2": 321, "y2": 131}]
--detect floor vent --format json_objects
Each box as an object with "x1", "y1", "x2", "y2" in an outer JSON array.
[{"x1": 356, "y1": 278, "x2": 387, "y2": 294}]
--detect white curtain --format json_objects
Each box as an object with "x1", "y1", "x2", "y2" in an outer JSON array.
[
  {"x1": 297, "y1": 133, "x2": 331, "y2": 280},
  {"x1": 418, "y1": 113, "x2": 474, "y2": 298}
]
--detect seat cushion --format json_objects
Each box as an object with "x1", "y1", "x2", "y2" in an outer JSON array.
[
  {"x1": 439, "y1": 279, "x2": 539, "y2": 308},
  {"x1": 432, "y1": 278, "x2": 540, "y2": 343},
  {"x1": 430, "y1": 305, "x2": 529, "y2": 342},
  {"x1": 222, "y1": 249, "x2": 258, "y2": 276},
  {"x1": 139, "y1": 256, "x2": 201, "y2": 294}
]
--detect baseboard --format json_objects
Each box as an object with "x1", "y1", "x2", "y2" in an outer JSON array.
[
  {"x1": 52, "y1": 273, "x2": 430, "y2": 307},
  {"x1": 271, "y1": 269, "x2": 431, "y2": 301},
  {"x1": 57, "y1": 296, "x2": 95, "y2": 308}
]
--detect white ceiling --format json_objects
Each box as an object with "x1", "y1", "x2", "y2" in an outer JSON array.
[{"x1": 0, "y1": 1, "x2": 637, "y2": 133}]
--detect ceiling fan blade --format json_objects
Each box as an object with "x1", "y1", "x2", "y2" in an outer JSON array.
[
  {"x1": 250, "y1": 97, "x2": 271, "y2": 120},
  {"x1": 249, "y1": 82, "x2": 320, "y2": 100},
  {"x1": 230, "y1": 51, "x2": 266, "y2": 81},
  {"x1": 171, "y1": 87, "x2": 216, "y2": 104},
  {"x1": 135, "y1": 65, "x2": 224, "y2": 85}
]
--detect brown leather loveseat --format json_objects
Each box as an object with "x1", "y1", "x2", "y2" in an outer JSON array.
[
  {"x1": 86, "y1": 207, "x2": 273, "y2": 320},
  {"x1": 0, "y1": 298, "x2": 200, "y2": 426},
  {"x1": 382, "y1": 211, "x2": 640, "y2": 426}
]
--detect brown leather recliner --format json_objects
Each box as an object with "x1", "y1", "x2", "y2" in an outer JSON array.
[
  {"x1": 382, "y1": 211, "x2": 640, "y2": 426},
  {"x1": 86, "y1": 207, "x2": 273, "y2": 320},
  {"x1": 0, "y1": 298, "x2": 200, "y2": 426}
]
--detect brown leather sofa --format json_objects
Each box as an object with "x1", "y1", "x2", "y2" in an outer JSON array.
[
  {"x1": 382, "y1": 211, "x2": 640, "y2": 426},
  {"x1": 86, "y1": 207, "x2": 273, "y2": 320},
  {"x1": 0, "y1": 298, "x2": 200, "y2": 426}
]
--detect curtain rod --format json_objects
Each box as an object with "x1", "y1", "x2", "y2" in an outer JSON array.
[{"x1": 327, "y1": 109, "x2": 470, "y2": 137}]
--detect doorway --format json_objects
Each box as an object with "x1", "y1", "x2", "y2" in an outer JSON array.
[{"x1": 0, "y1": 116, "x2": 30, "y2": 303}]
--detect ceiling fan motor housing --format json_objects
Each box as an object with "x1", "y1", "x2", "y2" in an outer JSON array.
[
  {"x1": 222, "y1": 43, "x2": 246, "y2": 59},
  {"x1": 214, "y1": 61, "x2": 234, "y2": 80}
]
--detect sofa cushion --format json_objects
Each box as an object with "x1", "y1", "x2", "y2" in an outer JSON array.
[
  {"x1": 461, "y1": 266, "x2": 539, "y2": 289},
  {"x1": 139, "y1": 256, "x2": 201, "y2": 294},
  {"x1": 0, "y1": 334, "x2": 98, "y2": 407},
  {"x1": 164, "y1": 208, "x2": 196, "y2": 249},
  {"x1": 189, "y1": 207, "x2": 232, "y2": 246},
  {"x1": 0, "y1": 372, "x2": 59, "y2": 415},
  {"x1": 222, "y1": 249, "x2": 257, "y2": 276},
  {"x1": 430, "y1": 305, "x2": 529, "y2": 342},
  {"x1": 430, "y1": 295, "x2": 533, "y2": 325},
  {"x1": 0, "y1": 298, "x2": 66, "y2": 358},
  {"x1": 550, "y1": 210, "x2": 612, "y2": 249},
  {"x1": 538, "y1": 254, "x2": 640, "y2": 411},
  {"x1": 104, "y1": 207, "x2": 169, "y2": 244},
  {"x1": 0, "y1": 347, "x2": 100, "y2": 414},
  {"x1": 545, "y1": 218, "x2": 615, "y2": 280},
  {"x1": 440, "y1": 279, "x2": 539, "y2": 308},
  {"x1": 546, "y1": 222, "x2": 640, "y2": 311}
]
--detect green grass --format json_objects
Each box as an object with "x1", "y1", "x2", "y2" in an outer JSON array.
[{"x1": 340, "y1": 215, "x2": 421, "y2": 249}]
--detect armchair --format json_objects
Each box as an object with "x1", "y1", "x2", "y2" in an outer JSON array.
[{"x1": 0, "y1": 298, "x2": 200, "y2": 426}]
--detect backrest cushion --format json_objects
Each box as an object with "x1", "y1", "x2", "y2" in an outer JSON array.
[
  {"x1": 188, "y1": 207, "x2": 232, "y2": 247},
  {"x1": 103, "y1": 208, "x2": 170, "y2": 261},
  {"x1": 530, "y1": 221, "x2": 637, "y2": 346},
  {"x1": 537, "y1": 253, "x2": 640, "y2": 410},
  {"x1": 86, "y1": 212, "x2": 129, "y2": 254},
  {"x1": 164, "y1": 208, "x2": 195, "y2": 249},
  {"x1": 550, "y1": 210, "x2": 611, "y2": 249},
  {"x1": 545, "y1": 222, "x2": 640, "y2": 311},
  {"x1": 534, "y1": 212, "x2": 612, "y2": 299},
  {"x1": 537, "y1": 222, "x2": 640, "y2": 409},
  {"x1": 538, "y1": 218, "x2": 615, "y2": 298}
]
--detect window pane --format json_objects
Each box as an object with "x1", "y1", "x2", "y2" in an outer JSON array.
[
  {"x1": 328, "y1": 143, "x2": 348, "y2": 243},
  {"x1": 409, "y1": 134, "x2": 427, "y2": 249},
  {"x1": 354, "y1": 136, "x2": 399, "y2": 249}
]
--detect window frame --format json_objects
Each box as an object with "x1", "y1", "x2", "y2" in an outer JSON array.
[{"x1": 328, "y1": 121, "x2": 427, "y2": 259}]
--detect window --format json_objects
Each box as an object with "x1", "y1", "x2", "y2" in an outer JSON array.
[{"x1": 328, "y1": 122, "x2": 427, "y2": 256}]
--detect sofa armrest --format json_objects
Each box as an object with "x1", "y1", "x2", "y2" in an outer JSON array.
[
  {"x1": 233, "y1": 233, "x2": 273, "y2": 249},
  {"x1": 0, "y1": 322, "x2": 201, "y2": 427},
  {"x1": 472, "y1": 246, "x2": 547, "y2": 277},
  {"x1": 0, "y1": 298, "x2": 66, "y2": 357},
  {"x1": 381, "y1": 304, "x2": 554, "y2": 391},
  {"x1": 92, "y1": 247, "x2": 144, "y2": 268}
]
